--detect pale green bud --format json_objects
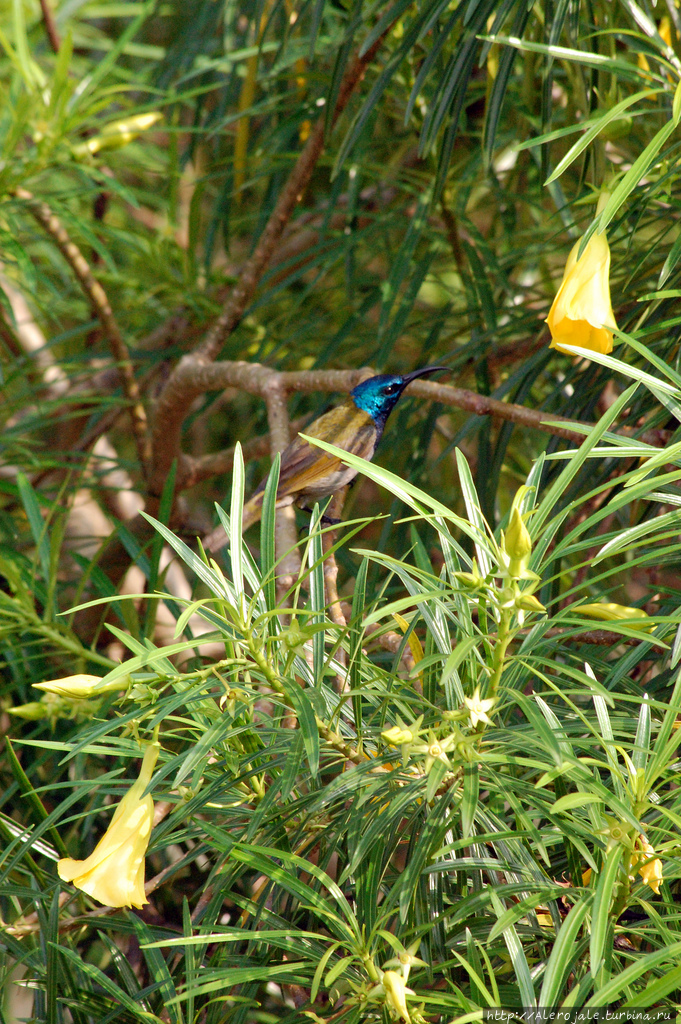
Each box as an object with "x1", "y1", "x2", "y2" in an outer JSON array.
[
  {"x1": 516, "y1": 593, "x2": 546, "y2": 614},
  {"x1": 382, "y1": 726, "x2": 414, "y2": 746},
  {"x1": 33, "y1": 674, "x2": 125, "y2": 700},
  {"x1": 72, "y1": 112, "x2": 163, "y2": 157},
  {"x1": 9, "y1": 701, "x2": 49, "y2": 720},
  {"x1": 572, "y1": 602, "x2": 651, "y2": 630},
  {"x1": 504, "y1": 506, "x2": 532, "y2": 578}
]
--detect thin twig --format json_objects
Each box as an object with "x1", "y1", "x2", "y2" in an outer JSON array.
[
  {"x1": 543, "y1": 626, "x2": 650, "y2": 647},
  {"x1": 197, "y1": 39, "x2": 386, "y2": 364},
  {"x1": 150, "y1": 32, "x2": 390, "y2": 496},
  {"x1": 39, "y1": 0, "x2": 60, "y2": 54},
  {"x1": 14, "y1": 188, "x2": 150, "y2": 477},
  {"x1": 262, "y1": 374, "x2": 300, "y2": 575},
  {"x1": 182, "y1": 415, "x2": 308, "y2": 489},
  {"x1": 410, "y1": 377, "x2": 589, "y2": 445},
  {"x1": 0, "y1": 307, "x2": 22, "y2": 358},
  {"x1": 322, "y1": 490, "x2": 348, "y2": 631}
]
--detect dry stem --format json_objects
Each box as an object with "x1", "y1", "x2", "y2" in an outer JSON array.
[
  {"x1": 14, "y1": 188, "x2": 150, "y2": 476},
  {"x1": 150, "y1": 33, "x2": 388, "y2": 496},
  {"x1": 39, "y1": 0, "x2": 60, "y2": 53}
]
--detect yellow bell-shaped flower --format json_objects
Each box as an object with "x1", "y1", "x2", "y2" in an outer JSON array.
[
  {"x1": 58, "y1": 743, "x2": 159, "y2": 909},
  {"x1": 546, "y1": 204, "x2": 618, "y2": 355},
  {"x1": 633, "y1": 835, "x2": 663, "y2": 895}
]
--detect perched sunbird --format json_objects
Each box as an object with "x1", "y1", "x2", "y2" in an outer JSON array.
[{"x1": 205, "y1": 366, "x2": 448, "y2": 552}]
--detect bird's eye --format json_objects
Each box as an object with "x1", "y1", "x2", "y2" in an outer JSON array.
[{"x1": 384, "y1": 383, "x2": 399, "y2": 395}]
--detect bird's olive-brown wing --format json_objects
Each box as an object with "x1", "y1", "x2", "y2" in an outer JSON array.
[{"x1": 251, "y1": 402, "x2": 377, "y2": 503}]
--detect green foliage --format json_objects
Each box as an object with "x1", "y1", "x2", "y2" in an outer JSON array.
[
  {"x1": 6, "y1": 361, "x2": 681, "y2": 1018},
  {"x1": 3, "y1": 0, "x2": 681, "y2": 1020}
]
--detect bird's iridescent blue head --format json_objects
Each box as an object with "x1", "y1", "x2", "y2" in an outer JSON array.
[{"x1": 350, "y1": 366, "x2": 449, "y2": 433}]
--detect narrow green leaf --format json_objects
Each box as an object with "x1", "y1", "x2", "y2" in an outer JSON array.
[
  {"x1": 16, "y1": 471, "x2": 50, "y2": 585},
  {"x1": 311, "y1": 942, "x2": 341, "y2": 1002},
  {"x1": 584, "y1": 941, "x2": 681, "y2": 1007},
  {"x1": 623, "y1": 961, "x2": 681, "y2": 1009},
  {"x1": 589, "y1": 846, "x2": 623, "y2": 983},
  {"x1": 461, "y1": 763, "x2": 479, "y2": 839},
  {"x1": 5, "y1": 739, "x2": 68, "y2": 857},
  {"x1": 485, "y1": 34, "x2": 644, "y2": 79},
  {"x1": 56, "y1": 946, "x2": 161, "y2": 1022},
  {"x1": 539, "y1": 896, "x2": 592, "y2": 1006},
  {"x1": 632, "y1": 697, "x2": 651, "y2": 773},
  {"x1": 69, "y1": 0, "x2": 155, "y2": 110},
  {"x1": 658, "y1": 229, "x2": 681, "y2": 286},
  {"x1": 545, "y1": 90, "x2": 657, "y2": 184},
  {"x1": 594, "y1": 508, "x2": 681, "y2": 563},
  {"x1": 349, "y1": 556, "x2": 368, "y2": 737},
  {"x1": 131, "y1": 916, "x2": 183, "y2": 1024},
  {"x1": 308, "y1": 507, "x2": 325, "y2": 691},
  {"x1": 596, "y1": 117, "x2": 678, "y2": 234},
  {"x1": 140, "y1": 511, "x2": 237, "y2": 606},
  {"x1": 552, "y1": 792, "x2": 603, "y2": 813},
  {"x1": 673, "y1": 77, "x2": 681, "y2": 127},
  {"x1": 283, "y1": 677, "x2": 320, "y2": 778},
  {"x1": 454, "y1": 449, "x2": 493, "y2": 575},
  {"x1": 230, "y1": 443, "x2": 246, "y2": 618},
  {"x1": 490, "y1": 889, "x2": 536, "y2": 1008},
  {"x1": 260, "y1": 452, "x2": 280, "y2": 613}
]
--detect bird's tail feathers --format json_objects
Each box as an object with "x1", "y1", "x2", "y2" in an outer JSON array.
[{"x1": 202, "y1": 495, "x2": 263, "y2": 553}]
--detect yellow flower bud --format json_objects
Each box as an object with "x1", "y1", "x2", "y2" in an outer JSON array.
[
  {"x1": 572, "y1": 603, "x2": 652, "y2": 631},
  {"x1": 453, "y1": 557, "x2": 485, "y2": 590},
  {"x1": 381, "y1": 970, "x2": 412, "y2": 1023},
  {"x1": 515, "y1": 592, "x2": 546, "y2": 614},
  {"x1": 58, "y1": 742, "x2": 160, "y2": 908},
  {"x1": 453, "y1": 571, "x2": 482, "y2": 589},
  {"x1": 73, "y1": 112, "x2": 163, "y2": 157},
  {"x1": 34, "y1": 673, "x2": 125, "y2": 699},
  {"x1": 382, "y1": 726, "x2": 414, "y2": 746},
  {"x1": 546, "y1": 200, "x2": 618, "y2": 355}
]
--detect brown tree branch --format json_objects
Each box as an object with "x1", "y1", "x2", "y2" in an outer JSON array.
[
  {"x1": 156, "y1": 358, "x2": 669, "y2": 499},
  {"x1": 14, "y1": 188, "x2": 150, "y2": 477},
  {"x1": 409, "y1": 377, "x2": 590, "y2": 445},
  {"x1": 151, "y1": 363, "x2": 373, "y2": 495}
]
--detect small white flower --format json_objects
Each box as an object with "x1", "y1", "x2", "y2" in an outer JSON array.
[{"x1": 464, "y1": 688, "x2": 495, "y2": 728}]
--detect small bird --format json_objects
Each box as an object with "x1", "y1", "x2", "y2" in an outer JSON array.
[{"x1": 205, "y1": 366, "x2": 448, "y2": 552}]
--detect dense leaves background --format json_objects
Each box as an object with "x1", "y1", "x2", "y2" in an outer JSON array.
[{"x1": 2, "y1": 1, "x2": 681, "y2": 1021}]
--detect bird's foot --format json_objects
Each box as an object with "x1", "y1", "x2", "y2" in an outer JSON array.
[{"x1": 299, "y1": 505, "x2": 342, "y2": 526}]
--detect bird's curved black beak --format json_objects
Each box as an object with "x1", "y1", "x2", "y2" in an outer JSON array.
[{"x1": 401, "y1": 365, "x2": 450, "y2": 386}]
